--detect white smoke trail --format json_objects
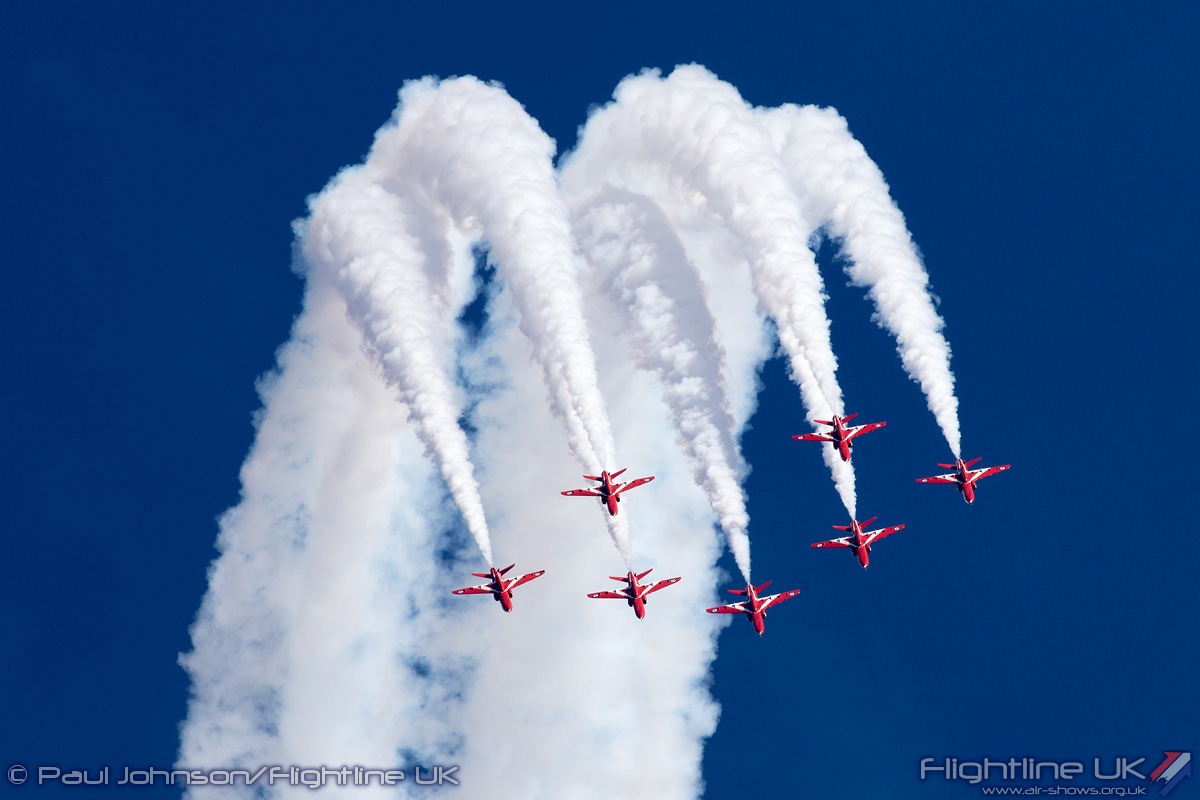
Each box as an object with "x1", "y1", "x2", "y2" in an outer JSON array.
[
  {"x1": 564, "y1": 184, "x2": 754, "y2": 582},
  {"x1": 363, "y1": 75, "x2": 632, "y2": 562},
  {"x1": 304, "y1": 169, "x2": 494, "y2": 564},
  {"x1": 564, "y1": 64, "x2": 858, "y2": 516},
  {"x1": 763, "y1": 104, "x2": 962, "y2": 457}
]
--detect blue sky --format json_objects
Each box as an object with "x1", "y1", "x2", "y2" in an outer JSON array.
[{"x1": 2, "y1": 2, "x2": 1196, "y2": 798}]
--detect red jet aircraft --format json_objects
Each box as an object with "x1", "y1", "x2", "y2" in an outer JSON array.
[
  {"x1": 916, "y1": 457, "x2": 1011, "y2": 504},
  {"x1": 561, "y1": 469, "x2": 655, "y2": 516},
  {"x1": 811, "y1": 516, "x2": 906, "y2": 569},
  {"x1": 705, "y1": 581, "x2": 802, "y2": 636},
  {"x1": 451, "y1": 564, "x2": 545, "y2": 613},
  {"x1": 792, "y1": 413, "x2": 886, "y2": 462},
  {"x1": 587, "y1": 568, "x2": 681, "y2": 619}
]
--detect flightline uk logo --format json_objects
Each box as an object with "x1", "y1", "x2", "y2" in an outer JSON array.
[
  {"x1": 919, "y1": 751, "x2": 1191, "y2": 796},
  {"x1": 1151, "y1": 752, "x2": 1192, "y2": 797}
]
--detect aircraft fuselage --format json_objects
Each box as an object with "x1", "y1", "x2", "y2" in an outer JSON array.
[{"x1": 849, "y1": 521, "x2": 871, "y2": 568}]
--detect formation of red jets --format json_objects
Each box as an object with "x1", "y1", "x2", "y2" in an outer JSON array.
[{"x1": 452, "y1": 412, "x2": 1010, "y2": 634}]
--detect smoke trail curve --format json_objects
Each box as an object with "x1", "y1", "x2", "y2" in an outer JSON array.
[
  {"x1": 764, "y1": 104, "x2": 962, "y2": 457},
  {"x1": 365, "y1": 76, "x2": 633, "y2": 561},
  {"x1": 304, "y1": 170, "x2": 495, "y2": 564}
]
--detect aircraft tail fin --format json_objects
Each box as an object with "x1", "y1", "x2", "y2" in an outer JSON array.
[
  {"x1": 729, "y1": 580, "x2": 772, "y2": 596},
  {"x1": 832, "y1": 524, "x2": 853, "y2": 531},
  {"x1": 473, "y1": 565, "x2": 512, "y2": 578},
  {"x1": 813, "y1": 418, "x2": 833, "y2": 426},
  {"x1": 841, "y1": 412, "x2": 858, "y2": 422},
  {"x1": 583, "y1": 474, "x2": 602, "y2": 482},
  {"x1": 635, "y1": 568, "x2": 653, "y2": 581},
  {"x1": 610, "y1": 467, "x2": 627, "y2": 479},
  {"x1": 937, "y1": 463, "x2": 957, "y2": 469},
  {"x1": 862, "y1": 516, "x2": 878, "y2": 528},
  {"x1": 964, "y1": 456, "x2": 983, "y2": 468}
]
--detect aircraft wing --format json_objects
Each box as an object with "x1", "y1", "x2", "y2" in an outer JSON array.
[
  {"x1": 510, "y1": 570, "x2": 545, "y2": 589},
  {"x1": 811, "y1": 536, "x2": 853, "y2": 549},
  {"x1": 705, "y1": 601, "x2": 749, "y2": 614},
  {"x1": 587, "y1": 590, "x2": 630, "y2": 600},
  {"x1": 646, "y1": 577, "x2": 682, "y2": 595},
  {"x1": 452, "y1": 585, "x2": 494, "y2": 596},
  {"x1": 617, "y1": 476, "x2": 655, "y2": 494},
  {"x1": 761, "y1": 589, "x2": 802, "y2": 610},
  {"x1": 845, "y1": 421, "x2": 886, "y2": 440},
  {"x1": 792, "y1": 433, "x2": 833, "y2": 442},
  {"x1": 970, "y1": 464, "x2": 1011, "y2": 481},
  {"x1": 863, "y1": 524, "x2": 905, "y2": 546},
  {"x1": 561, "y1": 489, "x2": 601, "y2": 497},
  {"x1": 916, "y1": 472, "x2": 958, "y2": 485}
]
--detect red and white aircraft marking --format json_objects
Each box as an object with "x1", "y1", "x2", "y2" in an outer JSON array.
[
  {"x1": 561, "y1": 468, "x2": 655, "y2": 516},
  {"x1": 587, "y1": 568, "x2": 681, "y2": 619},
  {"x1": 706, "y1": 581, "x2": 802, "y2": 636},
  {"x1": 792, "y1": 413, "x2": 886, "y2": 462},
  {"x1": 451, "y1": 564, "x2": 545, "y2": 613},
  {"x1": 811, "y1": 516, "x2": 906, "y2": 569},
  {"x1": 916, "y1": 457, "x2": 1010, "y2": 504}
]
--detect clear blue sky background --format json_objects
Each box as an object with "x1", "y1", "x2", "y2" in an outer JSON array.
[{"x1": 2, "y1": 2, "x2": 1196, "y2": 797}]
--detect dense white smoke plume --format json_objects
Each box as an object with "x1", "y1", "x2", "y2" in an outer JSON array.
[
  {"x1": 179, "y1": 275, "x2": 470, "y2": 789},
  {"x1": 179, "y1": 65, "x2": 959, "y2": 799}
]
